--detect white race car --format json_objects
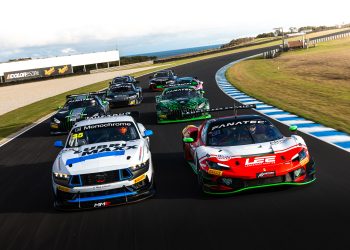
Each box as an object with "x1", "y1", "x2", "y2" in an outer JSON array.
[{"x1": 52, "y1": 114, "x2": 155, "y2": 210}]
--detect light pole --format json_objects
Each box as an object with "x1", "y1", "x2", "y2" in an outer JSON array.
[{"x1": 274, "y1": 27, "x2": 284, "y2": 51}]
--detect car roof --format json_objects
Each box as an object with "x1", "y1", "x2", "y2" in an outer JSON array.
[
  {"x1": 73, "y1": 115, "x2": 135, "y2": 128},
  {"x1": 164, "y1": 85, "x2": 195, "y2": 91}
]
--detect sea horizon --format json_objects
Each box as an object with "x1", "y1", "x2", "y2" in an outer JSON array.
[{"x1": 125, "y1": 44, "x2": 223, "y2": 59}]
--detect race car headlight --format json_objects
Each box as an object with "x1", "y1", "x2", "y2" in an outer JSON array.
[
  {"x1": 128, "y1": 95, "x2": 137, "y2": 99},
  {"x1": 292, "y1": 149, "x2": 308, "y2": 162},
  {"x1": 105, "y1": 97, "x2": 112, "y2": 101},
  {"x1": 53, "y1": 117, "x2": 61, "y2": 124},
  {"x1": 166, "y1": 80, "x2": 175, "y2": 84},
  {"x1": 198, "y1": 102, "x2": 206, "y2": 109},
  {"x1": 53, "y1": 172, "x2": 71, "y2": 186},
  {"x1": 207, "y1": 161, "x2": 230, "y2": 170},
  {"x1": 129, "y1": 159, "x2": 150, "y2": 171}
]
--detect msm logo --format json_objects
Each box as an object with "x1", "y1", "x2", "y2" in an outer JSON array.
[{"x1": 245, "y1": 156, "x2": 276, "y2": 166}]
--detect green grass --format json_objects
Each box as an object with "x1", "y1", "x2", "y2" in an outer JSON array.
[
  {"x1": 226, "y1": 37, "x2": 350, "y2": 134},
  {"x1": 1, "y1": 27, "x2": 349, "y2": 140}
]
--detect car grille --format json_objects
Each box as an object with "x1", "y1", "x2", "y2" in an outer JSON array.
[
  {"x1": 167, "y1": 108, "x2": 205, "y2": 120},
  {"x1": 224, "y1": 175, "x2": 285, "y2": 189},
  {"x1": 80, "y1": 169, "x2": 133, "y2": 186}
]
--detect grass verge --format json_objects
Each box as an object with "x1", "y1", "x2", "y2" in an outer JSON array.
[{"x1": 226, "y1": 37, "x2": 350, "y2": 134}]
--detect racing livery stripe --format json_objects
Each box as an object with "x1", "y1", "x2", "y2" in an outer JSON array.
[
  {"x1": 215, "y1": 55, "x2": 350, "y2": 153},
  {"x1": 68, "y1": 191, "x2": 137, "y2": 203},
  {"x1": 66, "y1": 150, "x2": 125, "y2": 165}
]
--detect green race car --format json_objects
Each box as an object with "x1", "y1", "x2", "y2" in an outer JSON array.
[{"x1": 155, "y1": 86, "x2": 211, "y2": 124}]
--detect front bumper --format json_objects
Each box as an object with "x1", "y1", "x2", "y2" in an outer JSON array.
[
  {"x1": 200, "y1": 159, "x2": 316, "y2": 195},
  {"x1": 157, "y1": 111, "x2": 211, "y2": 124},
  {"x1": 53, "y1": 175, "x2": 155, "y2": 210},
  {"x1": 109, "y1": 98, "x2": 139, "y2": 107}
]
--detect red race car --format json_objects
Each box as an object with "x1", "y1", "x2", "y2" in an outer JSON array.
[{"x1": 182, "y1": 106, "x2": 316, "y2": 195}]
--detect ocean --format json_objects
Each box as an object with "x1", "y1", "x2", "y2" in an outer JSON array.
[{"x1": 129, "y1": 44, "x2": 222, "y2": 59}]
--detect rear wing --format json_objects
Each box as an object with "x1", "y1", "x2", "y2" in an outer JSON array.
[
  {"x1": 184, "y1": 104, "x2": 256, "y2": 116},
  {"x1": 66, "y1": 91, "x2": 107, "y2": 101},
  {"x1": 87, "y1": 111, "x2": 140, "y2": 121}
]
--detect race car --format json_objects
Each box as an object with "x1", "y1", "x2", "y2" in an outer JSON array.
[
  {"x1": 105, "y1": 83, "x2": 143, "y2": 108},
  {"x1": 109, "y1": 76, "x2": 139, "y2": 86},
  {"x1": 182, "y1": 106, "x2": 316, "y2": 194},
  {"x1": 155, "y1": 85, "x2": 210, "y2": 124},
  {"x1": 50, "y1": 93, "x2": 110, "y2": 134},
  {"x1": 52, "y1": 113, "x2": 155, "y2": 210},
  {"x1": 167, "y1": 77, "x2": 203, "y2": 90},
  {"x1": 148, "y1": 70, "x2": 177, "y2": 91}
]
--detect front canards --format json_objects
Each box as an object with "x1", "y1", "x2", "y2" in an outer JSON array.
[
  {"x1": 155, "y1": 86, "x2": 210, "y2": 123},
  {"x1": 52, "y1": 115, "x2": 155, "y2": 210},
  {"x1": 182, "y1": 115, "x2": 316, "y2": 194}
]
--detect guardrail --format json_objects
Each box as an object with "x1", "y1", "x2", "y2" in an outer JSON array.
[
  {"x1": 89, "y1": 60, "x2": 154, "y2": 74},
  {"x1": 262, "y1": 31, "x2": 350, "y2": 59},
  {"x1": 309, "y1": 31, "x2": 350, "y2": 45}
]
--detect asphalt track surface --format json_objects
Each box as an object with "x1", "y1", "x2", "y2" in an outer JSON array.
[{"x1": 0, "y1": 47, "x2": 350, "y2": 250}]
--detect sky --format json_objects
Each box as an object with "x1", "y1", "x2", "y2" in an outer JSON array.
[{"x1": 0, "y1": 0, "x2": 349, "y2": 61}]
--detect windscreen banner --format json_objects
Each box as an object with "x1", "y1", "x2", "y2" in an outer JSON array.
[{"x1": 4, "y1": 65, "x2": 73, "y2": 82}]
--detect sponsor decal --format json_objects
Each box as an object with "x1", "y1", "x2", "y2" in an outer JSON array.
[
  {"x1": 94, "y1": 201, "x2": 111, "y2": 208},
  {"x1": 5, "y1": 70, "x2": 40, "y2": 81},
  {"x1": 245, "y1": 156, "x2": 276, "y2": 166},
  {"x1": 68, "y1": 98, "x2": 94, "y2": 103},
  {"x1": 73, "y1": 143, "x2": 137, "y2": 156},
  {"x1": 299, "y1": 157, "x2": 309, "y2": 166},
  {"x1": 165, "y1": 88, "x2": 193, "y2": 93},
  {"x1": 208, "y1": 168, "x2": 223, "y2": 176},
  {"x1": 211, "y1": 120, "x2": 266, "y2": 131},
  {"x1": 57, "y1": 185, "x2": 71, "y2": 192},
  {"x1": 80, "y1": 122, "x2": 132, "y2": 131},
  {"x1": 4, "y1": 65, "x2": 72, "y2": 82},
  {"x1": 58, "y1": 65, "x2": 69, "y2": 74},
  {"x1": 133, "y1": 174, "x2": 146, "y2": 184},
  {"x1": 44, "y1": 67, "x2": 55, "y2": 76},
  {"x1": 256, "y1": 171, "x2": 276, "y2": 178},
  {"x1": 66, "y1": 150, "x2": 126, "y2": 165}
]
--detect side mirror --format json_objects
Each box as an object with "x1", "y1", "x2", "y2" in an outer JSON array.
[
  {"x1": 54, "y1": 140, "x2": 64, "y2": 148},
  {"x1": 201, "y1": 90, "x2": 205, "y2": 94},
  {"x1": 57, "y1": 106, "x2": 62, "y2": 110},
  {"x1": 289, "y1": 125, "x2": 298, "y2": 134},
  {"x1": 143, "y1": 130, "x2": 153, "y2": 137},
  {"x1": 183, "y1": 137, "x2": 194, "y2": 143},
  {"x1": 194, "y1": 76, "x2": 198, "y2": 79}
]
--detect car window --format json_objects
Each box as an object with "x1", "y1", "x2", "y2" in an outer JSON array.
[
  {"x1": 163, "y1": 88, "x2": 199, "y2": 99},
  {"x1": 67, "y1": 122, "x2": 140, "y2": 147},
  {"x1": 206, "y1": 119, "x2": 283, "y2": 146}
]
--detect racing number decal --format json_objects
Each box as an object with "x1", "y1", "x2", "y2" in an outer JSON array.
[{"x1": 72, "y1": 132, "x2": 84, "y2": 139}]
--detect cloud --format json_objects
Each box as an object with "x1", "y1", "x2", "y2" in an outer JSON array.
[{"x1": 60, "y1": 48, "x2": 77, "y2": 54}]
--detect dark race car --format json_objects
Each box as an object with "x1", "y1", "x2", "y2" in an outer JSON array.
[
  {"x1": 105, "y1": 83, "x2": 142, "y2": 108},
  {"x1": 182, "y1": 106, "x2": 316, "y2": 195},
  {"x1": 148, "y1": 70, "x2": 177, "y2": 91},
  {"x1": 155, "y1": 85, "x2": 210, "y2": 124},
  {"x1": 109, "y1": 76, "x2": 139, "y2": 87},
  {"x1": 167, "y1": 76, "x2": 204, "y2": 90},
  {"x1": 50, "y1": 94, "x2": 110, "y2": 134}
]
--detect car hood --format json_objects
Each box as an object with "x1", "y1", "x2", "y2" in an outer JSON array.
[
  {"x1": 54, "y1": 107, "x2": 100, "y2": 120},
  {"x1": 198, "y1": 137, "x2": 303, "y2": 167},
  {"x1": 55, "y1": 140, "x2": 146, "y2": 175}
]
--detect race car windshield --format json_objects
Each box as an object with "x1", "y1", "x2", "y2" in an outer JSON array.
[
  {"x1": 207, "y1": 121, "x2": 283, "y2": 146},
  {"x1": 154, "y1": 72, "x2": 169, "y2": 78},
  {"x1": 112, "y1": 78, "x2": 126, "y2": 83},
  {"x1": 109, "y1": 86, "x2": 133, "y2": 93},
  {"x1": 66, "y1": 100, "x2": 96, "y2": 109},
  {"x1": 163, "y1": 89, "x2": 198, "y2": 99},
  {"x1": 66, "y1": 123, "x2": 140, "y2": 147}
]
